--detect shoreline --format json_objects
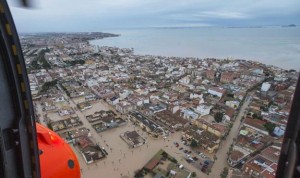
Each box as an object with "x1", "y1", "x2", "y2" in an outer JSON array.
[{"x1": 89, "y1": 27, "x2": 300, "y2": 70}]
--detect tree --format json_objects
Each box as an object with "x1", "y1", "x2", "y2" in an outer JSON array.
[
  {"x1": 191, "y1": 172, "x2": 197, "y2": 177},
  {"x1": 252, "y1": 113, "x2": 262, "y2": 120},
  {"x1": 252, "y1": 113, "x2": 258, "y2": 119},
  {"x1": 214, "y1": 112, "x2": 224, "y2": 123},
  {"x1": 190, "y1": 139, "x2": 198, "y2": 147},
  {"x1": 220, "y1": 167, "x2": 229, "y2": 178},
  {"x1": 40, "y1": 80, "x2": 58, "y2": 93},
  {"x1": 227, "y1": 93, "x2": 234, "y2": 98},
  {"x1": 264, "y1": 122, "x2": 276, "y2": 134}
]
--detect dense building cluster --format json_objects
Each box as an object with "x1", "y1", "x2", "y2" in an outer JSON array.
[{"x1": 22, "y1": 33, "x2": 298, "y2": 177}]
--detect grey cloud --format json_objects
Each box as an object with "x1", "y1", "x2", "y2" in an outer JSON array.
[{"x1": 8, "y1": 0, "x2": 300, "y2": 32}]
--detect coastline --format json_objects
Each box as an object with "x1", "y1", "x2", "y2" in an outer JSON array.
[{"x1": 89, "y1": 27, "x2": 300, "y2": 70}]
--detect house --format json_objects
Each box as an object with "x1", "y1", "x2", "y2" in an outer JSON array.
[
  {"x1": 77, "y1": 137, "x2": 105, "y2": 164},
  {"x1": 242, "y1": 154, "x2": 278, "y2": 178},
  {"x1": 168, "y1": 103, "x2": 180, "y2": 114},
  {"x1": 149, "y1": 104, "x2": 167, "y2": 114},
  {"x1": 208, "y1": 87, "x2": 226, "y2": 98},
  {"x1": 227, "y1": 145, "x2": 251, "y2": 166},
  {"x1": 91, "y1": 86, "x2": 115, "y2": 99},
  {"x1": 273, "y1": 126, "x2": 285, "y2": 137},
  {"x1": 43, "y1": 99, "x2": 56, "y2": 111},
  {"x1": 195, "y1": 104, "x2": 212, "y2": 116},
  {"x1": 120, "y1": 131, "x2": 146, "y2": 148},
  {"x1": 181, "y1": 109, "x2": 199, "y2": 120},
  {"x1": 85, "y1": 93, "x2": 97, "y2": 101},
  {"x1": 194, "y1": 119, "x2": 227, "y2": 137},
  {"x1": 119, "y1": 89, "x2": 132, "y2": 100},
  {"x1": 206, "y1": 70, "x2": 215, "y2": 80},
  {"x1": 58, "y1": 106, "x2": 75, "y2": 116},
  {"x1": 107, "y1": 96, "x2": 120, "y2": 105},
  {"x1": 220, "y1": 72, "x2": 235, "y2": 83},
  {"x1": 77, "y1": 102, "x2": 92, "y2": 111},
  {"x1": 190, "y1": 93, "x2": 202, "y2": 99},
  {"x1": 228, "y1": 149, "x2": 245, "y2": 166},
  {"x1": 183, "y1": 127, "x2": 220, "y2": 153},
  {"x1": 116, "y1": 101, "x2": 137, "y2": 114},
  {"x1": 155, "y1": 110, "x2": 189, "y2": 131},
  {"x1": 101, "y1": 117, "x2": 119, "y2": 128},
  {"x1": 129, "y1": 95, "x2": 144, "y2": 107},
  {"x1": 86, "y1": 79, "x2": 98, "y2": 87},
  {"x1": 179, "y1": 76, "x2": 190, "y2": 85},
  {"x1": 129, "y1": 112, "x2": 164, "y2": 137},
  {"x1": 261, "y1": 82, "x2": 271, "y2": 92},
  {"x1": 244, "y1": 118, "x2": 269, "y2": 135},
  {"x1": 59, "y1": 127, "x2": 91, "y2": 143},
  {"x1": 225, "y1": 100, "x2": 240, "y2": 109}
]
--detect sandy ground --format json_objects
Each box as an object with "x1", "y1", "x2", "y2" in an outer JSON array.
[{"x1": 76, "y1": 123, "x2": 208, "y2": 178}]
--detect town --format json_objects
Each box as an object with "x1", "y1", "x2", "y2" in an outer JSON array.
[{"x1": 21, "y1": 32, "x2": 298, "y2": 178}]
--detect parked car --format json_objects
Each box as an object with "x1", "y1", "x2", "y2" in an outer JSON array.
[
  {"x1": 193, "y1": 156, "x2": 198, "y2": 161},
  {"x1": 200, "y1": 154, "x2": 206, "y2": 159},
  {"x1": 186, "y1": 159, "x2": 193, "y2": 163},
  {"x1": 183, "y1": 150, "x2": 188, "y2": 153},
  {"x1": 179, "y1": 147, "x2": 183, "y2": 150}
]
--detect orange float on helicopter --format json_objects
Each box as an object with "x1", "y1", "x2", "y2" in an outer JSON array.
[{"x1": 36, "y1": 123, "x2": 81, "y2": 178}]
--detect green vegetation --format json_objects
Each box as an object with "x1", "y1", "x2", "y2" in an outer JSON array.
[
  {"x1": 264, "y1": 122, "x2": 276, "y2": 134},
  {"x1": 40, "y1": 80, "x2": 58, "y2": 93},
  {"x1": 30, "y1": 50, "x2": 51, "y2": 69},
  {"x1": 227, "y1": 143, "x2": 233, "y2": 156},
  {"x1": 134, "y1": 169, "x2": 146, "y2": 178},
  {"x1": 214, "y1": 112, "x2": 224, "y2": 123},
  {"x1": 252, "y1": 113, "x2": 263, "y2": 120},
  {"x1": 60, "y1": 84, "x2": 70, "y2": 96},
  {"x1": 220, "y1": 167, "x2": 229, "y2": 178},
  {"x1": 190, "y1": 139, "x2": 198, "y2": 148},
  {"x1": 191, "y1": 172, "x2": 197, "y2": 177},
  {"x1": 260, "y1": 106, "x2": 268, "y2": 112},
  {"x1": 227, "y1": 93, "x2": 234, "y2": 98}
]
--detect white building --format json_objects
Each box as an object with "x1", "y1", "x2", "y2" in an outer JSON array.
[
  {"x1": 181, "y1": 109, "x2": 199, "y2": 120},
  {"x1": 261, "y1": 82, "x2": 271, "y2": 92},
  {"x1": 119, "y1": 90, "x2": 132, "y2": 100},
  {"x1": 86, "y1": 79, "x2": 98, "y2": 87},
  {"x1": 196, "y1": 104, "x2": 212, "y2": 116},
  {"x1": 225, "y1": 100, "x2": 240, "y2": 109},
  {"x1": 190, "y1": 93, "x2": 202, "y2": 99},
  {"x1": 179, "y1": 76, "x2": 190, "y2": 85},
  {"x1": 208, "y1": 87, "x2": 225, "y2": 98}
]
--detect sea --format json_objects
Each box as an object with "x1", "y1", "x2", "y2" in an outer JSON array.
[{"x1": 90, "y1": 27, "x2": 300, "y2": 70}]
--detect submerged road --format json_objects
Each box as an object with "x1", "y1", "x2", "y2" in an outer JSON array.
[{"x1": 209, "y1": 95, "x2": 251, "y2": 177}]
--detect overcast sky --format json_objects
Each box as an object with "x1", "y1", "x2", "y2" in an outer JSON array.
[{"x1": 9, "y1": 0, "x2": 300, "y2": 32}]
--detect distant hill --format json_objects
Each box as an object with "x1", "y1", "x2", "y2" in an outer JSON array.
[{"x1": 282, "y1": 24, "x2": 297, "y2": 27}]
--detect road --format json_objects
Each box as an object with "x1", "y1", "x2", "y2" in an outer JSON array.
[{"x1": 208, "y1": 95, "x2": 251, "y2": 178}]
